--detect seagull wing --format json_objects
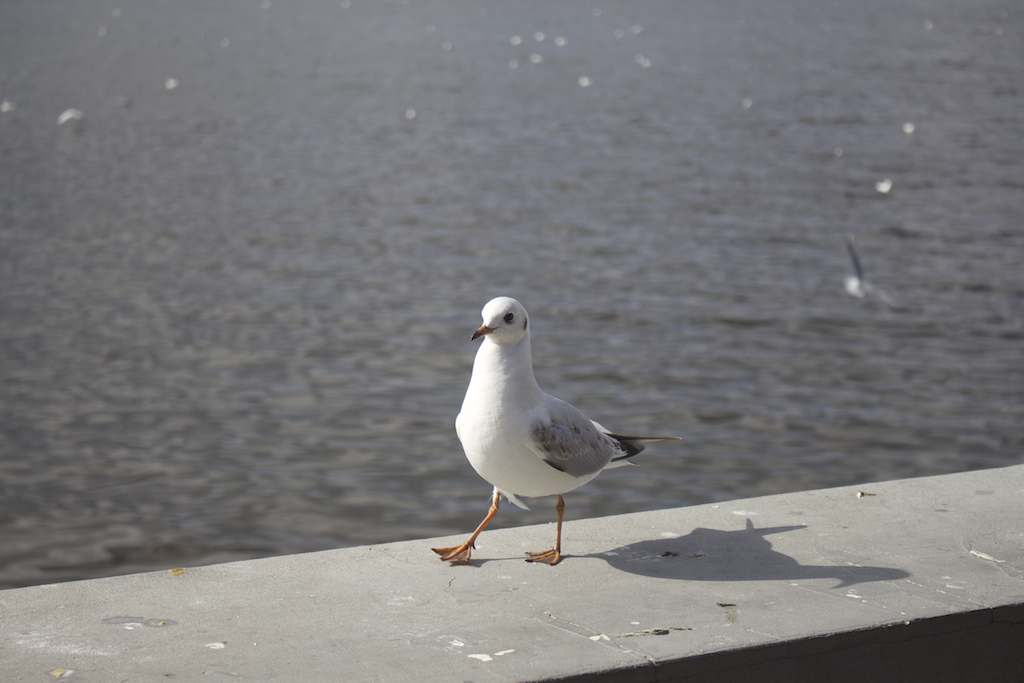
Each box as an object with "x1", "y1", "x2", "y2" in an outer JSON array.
[
  {"x1": 845, "y1": 235, "x2": 865, "y2": 283},
  {"x1": 526, "y1": 397, "x2": 621, "y2": 478}
]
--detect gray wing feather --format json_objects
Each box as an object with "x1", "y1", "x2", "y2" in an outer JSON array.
[{"x1": 527, "y1": 399, "x2": 621, "y2": 478}]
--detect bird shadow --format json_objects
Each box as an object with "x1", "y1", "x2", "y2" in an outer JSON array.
[{"x1": 589, "y1": 519, "x2": 909, "y2": 589}]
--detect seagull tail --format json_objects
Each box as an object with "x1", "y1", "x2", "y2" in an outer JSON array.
[{"x1": 497, "y1": 487, "x2": 530, "y2": 510}]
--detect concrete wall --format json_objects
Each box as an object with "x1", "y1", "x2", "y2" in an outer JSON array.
[{"x1": 3, "y1": 465, "x2": 1023, "y2": 682}]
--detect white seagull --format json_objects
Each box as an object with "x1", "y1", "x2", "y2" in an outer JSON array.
[
  {"x1": 844, "y1": 235, "x2": 899, "y2": 307},
  {"x1": 433, "y1": 297, "x2": 679, "y2": 565}
]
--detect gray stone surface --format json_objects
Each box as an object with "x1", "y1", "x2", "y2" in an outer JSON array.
[{"x1": 3, "y1": 465, "x2": 1023, "y2": 682}]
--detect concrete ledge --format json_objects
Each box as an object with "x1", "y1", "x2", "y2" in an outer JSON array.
[{"x1": 3, "y1": 465, "x2": 1023, "y2": 682}]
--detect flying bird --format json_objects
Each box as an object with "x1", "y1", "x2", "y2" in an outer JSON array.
[{"x1": 845, "y1": 235, "x2": 899, "y2": 307}]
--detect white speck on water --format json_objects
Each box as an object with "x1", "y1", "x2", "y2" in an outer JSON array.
[
  {"x1": 875, "y1": 178, "x2": 893, "y2": 194},
  {"x1": 57, "y1": 109, "x2": 83, "y2": 125},
  {"x1": 534, "y1": 31, "x2": 545, "y2": 42},
  {"x1": 468, "y1": 654, "x2": 493, "y2": 662},
  {"x1": 903, "y1": 122, "x2": 915, "y2": 134},
  {"x1": 530, "y1": 53, "x2": 543, "y2": 64},
  {"x1": 578, "y1": 75, "x2": 592, "y2": 87},
  {"x1": 554, "y1": 36, "x2": 566, "y2": 46},
  {"x1": 165, "y1": 78, "x2": 180, "y2": 90},
  {"x1": 511, "y1": 35, "x2": 522, "y2": 45}
]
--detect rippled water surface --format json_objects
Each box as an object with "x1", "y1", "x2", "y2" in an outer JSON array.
[{"x1": 1, "y1": 0, "x2": 1022, "y2": 588}]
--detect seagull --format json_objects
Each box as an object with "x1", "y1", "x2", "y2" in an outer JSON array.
[
  {"x1": 432, "y1": 297, "x2": 679, "y2": 565},
  {"x1": 845, "y1": 235, "x2": 899, "y2": 307}
]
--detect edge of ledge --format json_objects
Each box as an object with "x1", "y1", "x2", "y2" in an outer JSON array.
[{"x1": 2, "y1": 465, "x2": 1023, "y2": 682}]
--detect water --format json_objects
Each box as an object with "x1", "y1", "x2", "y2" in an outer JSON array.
[{"x1": 1, "y1": 0, "x2": 1021, "y2": 589}]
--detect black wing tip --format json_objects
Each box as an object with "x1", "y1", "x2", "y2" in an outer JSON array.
[
  {"x1": 606, "y1": 434, "x2": 681, "y2": 442},
  {"x1": 607, "y1": 433, "x2": 681, "y2": 459},
  {"x1": 620, "y1": 441, "x2": 646, "y2": 458},
  {"x1": 846, "y1": 235, "x2": 864, "y2": 279}
]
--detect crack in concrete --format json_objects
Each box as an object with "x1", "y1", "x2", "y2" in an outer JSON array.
[
  {"x1": 535, "y1": 609, "x2": 672, "y2": 666},
  {"x1": 742, "y1": 626, "x2": 781, "y2": 641},
  {"x1": 963, "y1": 538, "x2": 1024, "y2": 581}
]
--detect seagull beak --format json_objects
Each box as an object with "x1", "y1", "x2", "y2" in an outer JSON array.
[{"x1": 471, "y1": 325, "x2": 495, "y2": 341}]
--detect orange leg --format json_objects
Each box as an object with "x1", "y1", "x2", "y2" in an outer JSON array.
[
  {"x1": 432, "y1": 489, "x2": 500, "y2": 563},
  {"x1": 526, "y1": 494, "x2": 564, "y2": 565}
]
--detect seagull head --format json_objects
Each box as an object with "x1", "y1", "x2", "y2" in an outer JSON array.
[{"x1": 472, "y1": 297, "x2": 529, "y2": 345}]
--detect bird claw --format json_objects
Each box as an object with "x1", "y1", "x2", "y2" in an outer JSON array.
[
  {"x1": 525, "y1": 549, "x2": 561, "y2": 565},
  {"x1": 432, "y1": 544, "x2": 474, "y2": 563}
]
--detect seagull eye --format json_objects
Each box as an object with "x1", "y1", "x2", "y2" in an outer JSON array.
[{"x1": 503, "y1": 312, "x2": 515, "y2": 324}]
